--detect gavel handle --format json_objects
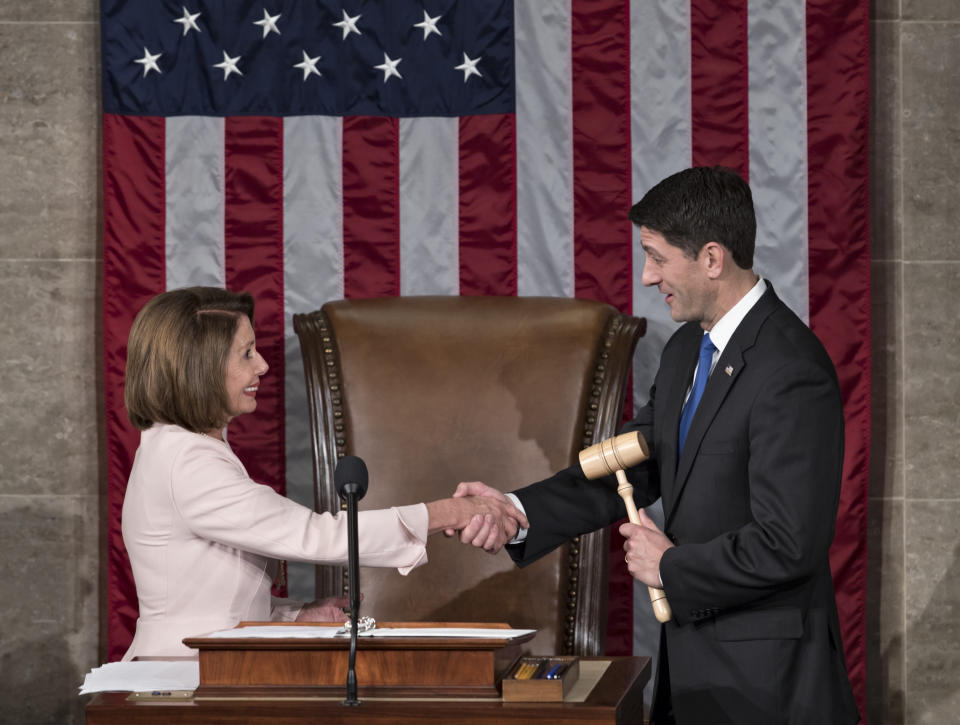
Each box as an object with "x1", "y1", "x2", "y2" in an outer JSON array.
[{"x1": 616, "y1": 470, "x2": 673, "y2": 623}]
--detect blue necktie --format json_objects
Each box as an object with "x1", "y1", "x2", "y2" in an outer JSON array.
[{"x1": 677, "y1": 333, "x2": 716, "y2": 455}]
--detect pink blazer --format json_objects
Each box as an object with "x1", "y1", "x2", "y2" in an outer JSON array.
[{"x1": 121, "y1": 423, "x2": 429, "y2": 660}]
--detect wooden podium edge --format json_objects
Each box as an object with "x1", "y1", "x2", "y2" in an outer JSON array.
[{"x1": 184, "y1": 621, "x2": 533, "y2": 699}]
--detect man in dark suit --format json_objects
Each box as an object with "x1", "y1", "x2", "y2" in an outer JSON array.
[{"x1": 455, "y1": 167, "x2": 859, "y2": 724}]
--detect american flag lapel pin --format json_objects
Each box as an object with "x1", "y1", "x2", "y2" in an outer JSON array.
[{"x1": 724, "y1": 365, "x2": 733, "y2": 376}]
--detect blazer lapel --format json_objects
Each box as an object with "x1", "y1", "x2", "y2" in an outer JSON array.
[
  {"x1": 659, "y1": 325, "x2": 702, "y2": 520},
  {"x1": 665, "y1": 285, "x2": 781, "y2": 527}
]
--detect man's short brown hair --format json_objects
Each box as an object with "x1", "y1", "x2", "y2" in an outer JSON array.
[
  {"x1": 124, "y1": 287, "x2": 255, "y2": 432},
  {"x1": 628, "y1": 165, "x2": 756, "y2": 269}
]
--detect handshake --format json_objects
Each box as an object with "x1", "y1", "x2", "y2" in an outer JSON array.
[{"x1": 425, "y1": 481, "x2": 526, "y2": 554}]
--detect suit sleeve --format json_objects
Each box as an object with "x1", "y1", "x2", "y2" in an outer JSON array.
[
  {"x1": 508, "y1": 389, "x2": 662, "y2": 567},
  {"x1": 169, "y1": 443, "x2": 430, "y2": 574},
  {"x1": 660, "y1": 358, "x2": 844, "y2": 625}
]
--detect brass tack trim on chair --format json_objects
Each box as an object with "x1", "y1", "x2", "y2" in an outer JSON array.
[
  {"x1": 562, "y1": 316, "x2": 628, "y2": 654},
  {"x1": 564, "y1": 534, "x2": 581, "y2": 651},
  {"x1": 311, "y1": 312, "x2": 352, "y2": 597},
  {"x1": 316, "y1": 312, "x2": 348, "y2": 463}
]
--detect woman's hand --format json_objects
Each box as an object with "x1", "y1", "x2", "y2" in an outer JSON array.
[{"x1": 294, "y1": 596, "x2": 350, "y2": 623}]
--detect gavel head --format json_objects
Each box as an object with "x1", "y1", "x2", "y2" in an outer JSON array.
[{"x1": 579, "y1": 431, "x2": 650, "y2": 479}]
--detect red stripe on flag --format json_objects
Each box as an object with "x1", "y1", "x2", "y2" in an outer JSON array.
[
  {"x1": 805, "y1": 0, "x2": 871, "y2": 717},
  {"x1": 342, "y1": 116, "x2": 400, "y2": 299},
  {"x1": 223, "y1": 117, "x2": 287, "y2": 526},
  {"x1": 570, "y1": 0, "x2": 634, "y2": 655},
  {"x1": 690, "y1": 0, "x2": 750, "y2": 177},
  {"x1": 459, "y1": 113, "x2": 517, "y2": 296},
  {"x1": 102, "y1": 113, "x2": 167, "y2": 660}
]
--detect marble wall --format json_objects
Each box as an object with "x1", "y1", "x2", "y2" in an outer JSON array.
[
  {"x1": 0, "y1": 1, "x2": 955, "y2": 723},
  {"x1": 869, "y1": 1, "x2": 960, "y2": 723},
  {"x1": 0, "y1": 1, "x2": 101, "y2": 723}
]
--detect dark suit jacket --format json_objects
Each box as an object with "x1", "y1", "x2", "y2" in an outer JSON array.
[{"x1": 510, "y1": 286, "x2": 859, "y2": 725}]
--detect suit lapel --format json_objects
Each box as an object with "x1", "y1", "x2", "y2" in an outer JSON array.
[
  {"x1": 659, "y1": 325, "x2": 702, "y2": 519},
  {"x1": 664, "y1": 286, "x2": 782, "y2": 526}
]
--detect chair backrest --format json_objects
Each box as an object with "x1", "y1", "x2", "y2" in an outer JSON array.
[{"x1": 293, "y1": 296, "x2": 645, "y2": 655}]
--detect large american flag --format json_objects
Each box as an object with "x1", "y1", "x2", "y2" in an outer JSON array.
[{"x1": 101, "y1": 0, "x2": 870, "y2": 714}]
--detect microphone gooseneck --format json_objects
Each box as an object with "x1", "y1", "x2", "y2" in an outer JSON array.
[{"x1": 335, "y1": 455, "x2": 368, "y2": 706}]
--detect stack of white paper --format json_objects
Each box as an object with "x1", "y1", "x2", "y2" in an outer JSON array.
[{"x1": 79, "y1": 660, "x2": 199, "y2": 694}]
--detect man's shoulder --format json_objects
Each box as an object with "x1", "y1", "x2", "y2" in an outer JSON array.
[{"x1": 749, "y1": 307, "x2": 839, "y2": 387}]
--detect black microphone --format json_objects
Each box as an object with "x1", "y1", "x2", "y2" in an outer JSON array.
[{"x1": 334, "y1": 455, "x2": 368, "y2": 706}]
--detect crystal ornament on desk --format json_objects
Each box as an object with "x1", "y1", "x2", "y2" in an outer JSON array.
[{"x1": 337, "y1": 615, "x2": 376, "y2": 635}]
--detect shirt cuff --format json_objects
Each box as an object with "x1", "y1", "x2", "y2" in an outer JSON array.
[{"x1": 505, "y1": 493, "x2": 528, "y2": 544}]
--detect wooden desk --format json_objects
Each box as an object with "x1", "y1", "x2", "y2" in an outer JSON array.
[{"x1": 85, "y1": 656, "x2": 650, "y2": 725}]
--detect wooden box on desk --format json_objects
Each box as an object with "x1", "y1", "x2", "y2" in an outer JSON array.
[
  {"x1": 182, "y1": 621, "x2": 533, "y2": 699},
  {"x1": 501, "y1": 656, "x2": 579, "y2": 702}
]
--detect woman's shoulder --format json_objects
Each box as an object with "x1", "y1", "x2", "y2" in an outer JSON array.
[
  {"x1": 143, "y1": 423, "x2": 235, "y2": 461},
  {"x1": 143, "y1": 424, "x2": 250, "y2": 497},
  {"x1": 144, "y1": 422, "x2": 199, "y2": 447}
]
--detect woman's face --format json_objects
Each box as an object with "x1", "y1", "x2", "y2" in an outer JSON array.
[{"x1": 223, "y1": 315, "x2": 269, "y2": 422}]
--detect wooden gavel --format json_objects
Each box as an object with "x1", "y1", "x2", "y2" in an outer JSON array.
[{"x1": 579, "y1": 431, "x2": 672, "y2": 623}]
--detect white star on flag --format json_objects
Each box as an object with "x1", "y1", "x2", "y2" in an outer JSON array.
[
  {"x1": 413, "y1": 11, "x2": 442, "y2": 40},
  {"x1": 213, "y1": 51, "x2": 243, "y2": 80},
  {"x1": 294, "y1": 51, "x2": 322, "y2": 81},
  {"x1": 374, "y1": 53, "x2": 402, "y2": 82},
  {"x1": 254, "y1": 9, "x2": 281, "y2": 38},
  {"x1": 333, "y1": 10, "x2": 362, "y2": 40},
  {"x1": 173, "y1": 7, "x2": 201, "y2": 36},
  {"x1": 454, "y1": 53, "x2": 482, "y2": 82},
  {"x1": 134, "y1": 47, "x2": 161, "y2": 77}
]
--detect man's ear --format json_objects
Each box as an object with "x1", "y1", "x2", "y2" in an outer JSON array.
[{"x1": 701, "y1": 241, "x2": 725, "y2": 279}]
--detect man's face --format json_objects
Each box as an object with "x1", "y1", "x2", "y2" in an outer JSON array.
[{"x1": 639, "y1": 226, "x2": 711, "y2": 324}]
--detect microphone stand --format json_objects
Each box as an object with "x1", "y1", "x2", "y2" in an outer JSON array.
[{"x1": 342, "y1": 483, "x2": 361, "y2": 707}]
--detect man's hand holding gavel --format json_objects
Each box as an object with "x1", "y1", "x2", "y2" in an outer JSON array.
[{"x1": 620, "y1": 509, "x2": 674, "y2": 589}]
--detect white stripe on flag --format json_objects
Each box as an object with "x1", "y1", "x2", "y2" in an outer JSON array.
[
  {"x1": 515, "y1": 0, "x2": 574, "y2": 299},
  {"x1": 399, "y1": 117, "x2": 459, "y2": 296},
  {"x1": 748, "y1": 0, "x2": 809, "y2": 323},
  {"x1": 283, "y1": 115, "x2": 344, "y2": 599},
  {"x1": 165, "y1": 116, "x2": 225, "y2": 290}
]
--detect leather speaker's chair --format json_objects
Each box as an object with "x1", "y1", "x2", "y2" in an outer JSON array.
[{"x1": 293, "y1": 296, "x2": 645, "y2": 655}]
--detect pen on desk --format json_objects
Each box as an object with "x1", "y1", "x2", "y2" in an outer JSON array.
[
  {"x1": 531, "y1": 660, "x2": 550, "y2": 679},
  {"x1": 514, "y1": 662, "x2": 536, "y2": 680},
  {"x1": 545, "y1": 662, "x2": 569, "y2": 679}
]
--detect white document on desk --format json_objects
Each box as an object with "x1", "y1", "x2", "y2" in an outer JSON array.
[
  {"x1": 79, "y1": 660, "x2": 199, "y2": 694},
  {"x1": 202, "y1": 625, "x2": 536, "y2": 639}
]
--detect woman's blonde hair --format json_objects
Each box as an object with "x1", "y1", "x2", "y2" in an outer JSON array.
[{"x1": 124, "y1": 287, "x2": 255, "y2": 432}]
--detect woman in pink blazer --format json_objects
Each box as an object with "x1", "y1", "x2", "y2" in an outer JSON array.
[{"x1": 120, "y1": 287, "x2": 526, "y2": 660}]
